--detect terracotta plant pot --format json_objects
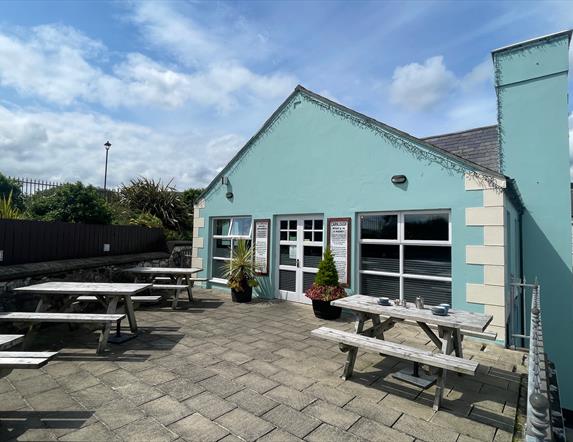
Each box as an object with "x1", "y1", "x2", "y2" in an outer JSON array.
[
  {"x1": 231, "y1": 285, "x2": 252, "y2": 303},
  {"x1": 312, "y1": 299, "x2": 342, "y2": 320}
]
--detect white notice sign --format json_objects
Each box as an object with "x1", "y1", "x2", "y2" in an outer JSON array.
[
  {"x1": 253, "y1": 219, "x2": 270, "y2": 275},
  {"x1": 328, "y1": 218, "x2": 350, "y2": 286}
]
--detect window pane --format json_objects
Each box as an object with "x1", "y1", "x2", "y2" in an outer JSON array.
[
  {"x1": 289, "y1": 220, "x2": 297, "y2": 229},
  {"x1": 304, "y1": 231, "x2": 312, "y2": 241},
  {"x1": 304, "y1": 220, "x2": 313, "y2": 230},
  {"x1": 279, "y1": 270, "x2": 296, "y2": 292},
  {"x1": 404, "y1": 213, "x2": 449, "y2": 241},
  {"x1": 403, "y1": 278, "x2": 451, "y2": 306},
  {"x1": 288, "y1": 231, "x2": 297, "y2": 241},
  {"x1": 212, "y1": 259, "x2": 227, "y2": 279},
  {"x1": 314, "y1": 231, "x2": 323, "y2": 243},
  {"x1": 360, "y1": 244, "x2": 399, "y2": 273},
  {"x1": 280, "y1": 231, "x2": 287, "y2": 240},
  {"x1": 280, "y1": 245, "x2": 297, "y2": 266},
  {"x1": 230, "y1": 217, "x2": 252, "y2": 236},
  {"x1": 232, "y1": 240, "x2": 252, "y2": 255},
  {"x1": 280, "y1": 220, "x2": 288, "y2": 230},
  {"x1": 314, "y1": 219, "x2": 323, "y2": 230},
  {"x1": 213, "y1": 239, "x2": 231, "y2": 258},
  {"x1": 403, "y1": 246, "x2": 451, "y2": 277},
  {"x1": 361, "y1": 215, "x2": 397, "y2": 240},
  {"x1": 214, "y1": 219, "x2": 230, "y2": 236},
  {"x1": 360, "y1": 274, "x2": 399, "y2": 298},
  {"x1": 304, "y1": 246, "x2": 322, "y2": 268}
]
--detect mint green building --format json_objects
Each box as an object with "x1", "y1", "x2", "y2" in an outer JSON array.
[{"x1": 192, "y1": 31, "x2": 573, "y2": 409}]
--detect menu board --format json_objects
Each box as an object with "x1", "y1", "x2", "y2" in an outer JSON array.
[
  {"x1": 253, "y1": 219, "x2": 270, "y2": 275},
  {"x1": 327, "y1": 218, "x2": 351, "y2": 287}
]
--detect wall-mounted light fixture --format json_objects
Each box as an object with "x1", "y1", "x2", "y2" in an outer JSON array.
[
  {"x1": 226, "y1": 192, "x2": 234, "y2": 199},
  {"x1": 391, "y1": 175, "x2": 407, "y2": 184},
  {"x1": 221, "y1": 176, "x2": 229, "y2": 185}
]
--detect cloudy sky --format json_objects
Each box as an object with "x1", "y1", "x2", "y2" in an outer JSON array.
[{"x1": 0, "y1": 1, "x2": 572, "y2": 189}]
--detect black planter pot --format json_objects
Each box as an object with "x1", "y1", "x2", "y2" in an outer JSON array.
[
  {"x1": 231, "y1": 286, "x2": 253, "y2": 303},
  {"x1": 312, "y1": 300, "x2": 342, "y2": 320}
]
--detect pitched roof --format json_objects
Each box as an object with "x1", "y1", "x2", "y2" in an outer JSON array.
[
  {"x1": 422, "y1": 125, "x2": 500, "y2": 172},
  {"x1": 199, "y1": 86, "x2": 504, "y2": 201}
]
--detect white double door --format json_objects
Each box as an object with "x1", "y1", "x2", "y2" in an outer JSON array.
[{"x1": 276, "y1": 215, "x2": 324, "y2": 304}]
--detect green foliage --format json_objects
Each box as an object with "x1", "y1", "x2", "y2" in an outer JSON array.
[
  {"x1": 0, "y1": 191, "x2": 24, "y2": 219},
  {"x1": 26, "y1": 182, "x2": 112, "y2": 224},
  {"x1": 314, "y1": 248, "x2": 339, "y2": 286},
  {"x1": 129, "y1": 212, "x2": 163, "y2": 228},
  {"x1": 224, "y1": 240, "x2": 259, "y2": 292},
  {"x1": 0, "y1": 173, "x2": 23, "y2": 210},
  {"x1": 120, "y1": 177, "x2": 190, "y2": 232},
  {"x1": 181, "y1": 187, "x2": 204, "y2": 210}
]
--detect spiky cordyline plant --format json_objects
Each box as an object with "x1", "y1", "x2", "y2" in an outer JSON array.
[
  {"x1": 223, "y1": 240, "x2": 259, "y2": 292},
  {"x1": 0, "y1": 191, "x2": 23, "y2": 219}
]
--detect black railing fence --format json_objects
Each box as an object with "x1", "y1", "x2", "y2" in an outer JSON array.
[{"x1": 8, "y1": 177, "x2": 61, "y2": 196}]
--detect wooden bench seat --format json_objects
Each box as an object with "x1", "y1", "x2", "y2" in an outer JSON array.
[
  {"x1": 0, "y1": 312, "x2": 126, "y2": 354},
  {"x1": 387, "y1": 318, "x2": 497, "y2": 341},
  {"x1": 311, "y1": 326, "x2": 478, "y2": 410},
  {"x1": 0, "y1": 357, "x2": 53, "y2": 369},
  {"x1": 152, "y1": 284, "x2": 189, "y2": 290},
  {"x1": 151, "y1": 284, "x2": 193, "y2": 308},
  {"x1": 0, "y1": 351, "x2": 58, "y2": 359}
]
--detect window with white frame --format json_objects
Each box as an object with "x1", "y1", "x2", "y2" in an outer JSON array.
[
  {"x1": 211, "y1": 217, "x2": 253, "y2": 281},
  {"x1": 358, "y1": 211, "x2": 452, "y2": 305}
]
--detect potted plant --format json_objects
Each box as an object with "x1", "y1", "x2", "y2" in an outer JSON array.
[
  {"x1": 224, "y1": 239, "x2": 259, "y2": 303},
  {"x1": 305, "y1": 248, "x2": 346, "y2": 319}
]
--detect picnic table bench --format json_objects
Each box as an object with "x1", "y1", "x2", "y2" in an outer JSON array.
[
  {"x1": 0, "y1": 334, "x2": 58, "y2": 373},
  {"x1": 124, "y1": 267, "x2": 205, "y2": 309},
  {"x1": 312, "y1": 294, "x2": 492, "y2": 411},
  {"x1": 14, "y1": 282, "x2": 151, "y2": 353}
]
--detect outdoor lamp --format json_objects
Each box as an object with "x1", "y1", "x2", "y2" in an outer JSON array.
[{"x1": 391, "y1": 174, "x2": 407, "y2": 184}]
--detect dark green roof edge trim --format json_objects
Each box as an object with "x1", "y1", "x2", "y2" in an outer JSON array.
[{"x1": 198, "y1": 85, "x2": 505, "y2": 202}]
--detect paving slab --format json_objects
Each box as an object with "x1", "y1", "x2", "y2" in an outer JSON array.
[
  {"x1": 305, "y1": 423, "x2": 367, "y2": 442},
  {"x1": 184, "y1": 391, "x2": 237, "y2": 420},
  {"x1": 262, "y1": 404, "x2": 321, "y2": 439},
  {"x1": 303, "y1": 399, "x2": 361, "y2": 430},
  {"x1": 264, "y1": 385, "x2": 317, "y2": 410},
  {"x1": 216, "y1": 408, "x2": 275, "y2": 441},
  {"x1": 169, "y1": 413, "x2": 229, "y2": 442},
  {"x1": 348, "y1": 416, "x2": 414, "y2": 442},
  {"x1": 226, "y1": 388, "x2": 279, "y2": 416}
]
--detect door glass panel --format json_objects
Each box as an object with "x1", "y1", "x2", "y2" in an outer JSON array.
[
  {"x1": 279, "y1": 270, "x2": 297, "y2": 292},
  {"x1": 280, "y1": 245, "x2": 297, "y2": 266},
  {"x1": 303, "y1": 246, "x2": 322, "y2": 268},
  {"x1": 213, "y1": 239, "x2": 231, "y2": 258},
  {"x1": 403, "y1": 278, "x2": 451, "y2": 305},
  {"x1": 288, "y1": 231, "x2": 297, "y2": 241},
  {"x1": 361, "y1": 215, "x2": 397, "y2": 240},
  {"x1": 360, "y1": 244, "x2": 399, "y2": 273},
  {"x1": 304, "y1": 231, "x2": 312, "y2": 241},
  {"x1": 403, "y1": 246, "x2": 451, "y2": 277},
  {"x1": 404, "y1": 213, "x2": 449, "y2": 241},
  {"x1": 360, "y1": 274, "x2": 399, "y2": 298},
  {"x1": 214, "y1": 219, "x2": 230, "y2": 236},
  {"x1": 303, "y1": 272, "x2": 316, "y2": 292}
]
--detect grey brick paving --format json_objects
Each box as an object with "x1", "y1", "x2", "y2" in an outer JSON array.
[{"x1": 1, "y1": 289, "x2": 525, "y2": 441}]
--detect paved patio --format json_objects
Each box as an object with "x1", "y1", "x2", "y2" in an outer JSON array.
[{"x1": 0, "y1": 289, "x2": 526, "y2": 441}]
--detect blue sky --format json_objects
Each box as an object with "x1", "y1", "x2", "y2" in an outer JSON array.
[{"x1": 0, "y1": 0, "x2": 571, "y2": 189}]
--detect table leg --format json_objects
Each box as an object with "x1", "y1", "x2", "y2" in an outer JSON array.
[
  {"x1": 24, "y1": 296, "x2": 47, "y2": 349},
  {"x1": 370, "y1": 315, "x2": 385, "y2": 340},
  {"x1": 341, "y1": 313, "x2": 366, "y2": 380},
  {"x1": 186, "y1": 275, "x2": 194, "y2": 303},
  {"x1": 453, "y1": 328, "x2": 463, "y2": 358},
  {"x1": 171, "y1": 277, "x2": 182, "y2": 309},
  {"x1": 433, "y1": 327, "x2": 454, "y2": 411},
  {"x1": 122, "y1": 295, "x2": 138, "y2": 334}
]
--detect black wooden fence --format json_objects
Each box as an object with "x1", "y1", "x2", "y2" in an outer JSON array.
[{"x1": 0, "y1": 219, "x2": 167, "y2": 266}]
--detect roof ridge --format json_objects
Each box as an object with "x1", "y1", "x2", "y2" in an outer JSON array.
[{"x1": 422, "y1": 125, "x2": 498, "y2": 140}]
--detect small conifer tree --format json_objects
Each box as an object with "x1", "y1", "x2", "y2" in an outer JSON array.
[{"x1": 314, "y1": 248, "x2": 339, "y2": 286}]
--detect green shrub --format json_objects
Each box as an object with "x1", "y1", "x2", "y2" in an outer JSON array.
[
  {"x1": 26, "y1": 182, "x2": 112, "y2": 224},
  {"x1": 129, "y1": 212, "x2": 163, "y2": 228},
  {"x1": 314, "y1": 248, "x2": 339, "y2": 286},
  {"x1": 0, "y1": 191, "x2": 24, "y2": 219},
  {"x1": 0, "y1": 173, "x2": 23, "y2": 210}
]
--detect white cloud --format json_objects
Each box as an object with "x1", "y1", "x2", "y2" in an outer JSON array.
[
  {"x1": 0, "y1": 22, "x2": 296, "y2": 112},
  {"x1": 0, "y1": 104, "x2": 244, "y2": 189},
  {"x1": 389, "y1": 56, "x2": 457, "y2": 112}
]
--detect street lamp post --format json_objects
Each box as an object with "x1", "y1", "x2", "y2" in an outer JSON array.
[{"x1": 103, "y1": 141, "x2": 111, "y2": 192}]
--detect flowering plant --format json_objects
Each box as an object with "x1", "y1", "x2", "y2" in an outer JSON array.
[{"x1": 304, "y1": 248, "x2": 347, "y2": 302}]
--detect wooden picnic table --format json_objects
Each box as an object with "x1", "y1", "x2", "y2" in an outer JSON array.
[
  {"x1": 124, "y1": 267, "x2": 203, "y2": 308},
  {"x1": 0, "y1": 335, "x2": 24, "y2": 351},
  {"x1": 331, "y1": 294, "x2": 492, "y2": 395},
  {"x1": 14, "y1": 282, "x2": 152, "y2": 336}
]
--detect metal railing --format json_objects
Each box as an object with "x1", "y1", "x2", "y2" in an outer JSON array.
[
  {"x1": 8, "y1": 176, "x2": 62, "y2": 196},
  {"x1": 524, "y1": 284, "x2": 565, "y2": 441}
]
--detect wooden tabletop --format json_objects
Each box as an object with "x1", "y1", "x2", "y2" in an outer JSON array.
[
  {"x1": 14, "y1": 282, "x2": 152, "y2": 296},
  {"x1": 0, "y1": 334, "x2": 24, "y2": 351},
  {"x1": 332, "y1": 294, "x2": 492, "y2": 333},
  {"x1": 124, "y1": 267, "x2": 202, "y2": 275}
]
